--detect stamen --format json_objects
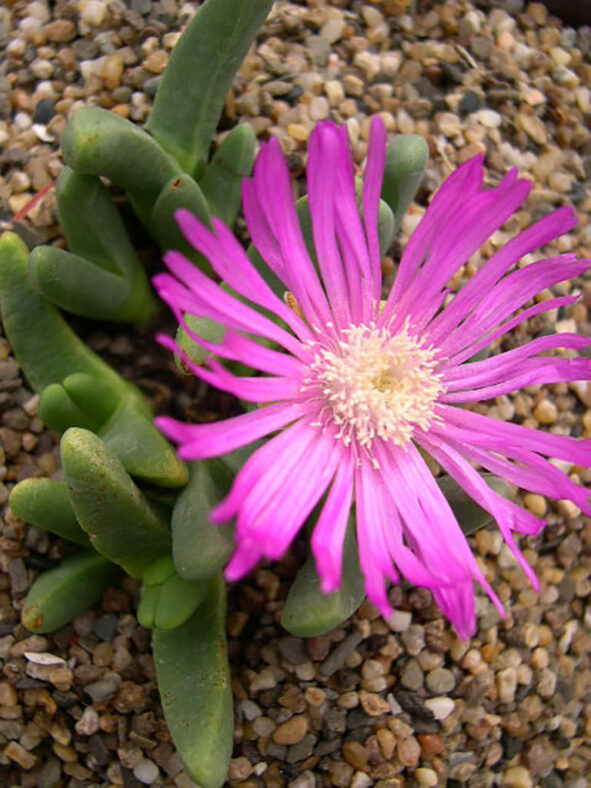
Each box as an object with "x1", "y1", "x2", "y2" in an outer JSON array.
[{"x1": 302, "y1": 322, "x2": 444, "y2": 450}]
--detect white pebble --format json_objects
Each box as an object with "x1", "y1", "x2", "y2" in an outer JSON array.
[
  {"x1": 424, "y1": 696, "x2": 455, "y2": 720},
  {"x1": 133, "y1": 759, "x2": 159, "y2": 785},
  {"x1": 80, "y1": 0, "x2": 107, "y2": 27}
]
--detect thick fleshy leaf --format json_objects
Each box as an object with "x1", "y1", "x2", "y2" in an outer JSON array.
[
  {"x1": 61, "y1": 107, "x2": 181, "y2": 223},
  {"x1": 10, "y1": 478, "x2": 89, "y2": 547},
  {"x1": 0, "y1": 233, "x2": 147, "y2": 409},
  {"x1": 31, "y1": 167, "x2": 157, "y2": 323},
  {"x1": 381, "y1": 134, "x2": 429, "y2": 233},
  {"x1": 151, "y1": 173, "x2": 212, "y2": 270},
  {"x1": 171, "y1": 461, "x2": 234, "y2": 581},
  {"x1": 144, "y1": 0, "x2": 273, "y2": 177},
  {"x1": 22, "y1": 551, "x2": 121, "y2": 633},
  {"x1": 198, "y1": 123, "x2": 256, "y2": 227},
  {"x1": 138, "y1": 556, "x2": 209, "y2": 630},
  {"x1": 152, "y1": 575, "x2": 233, "y2": 788},
  {"x1": 437, "y1": 472, "x2": 516, "y2": 535},
  {"x1": 39, "y1": 374, "x2": 188, "y2": 488},
  {"x1": 61, "y1": 428, "x2": 171, "y2": 577},
  {"x1": 281, "y1": 519, "x2": 365, "y2": 637}
]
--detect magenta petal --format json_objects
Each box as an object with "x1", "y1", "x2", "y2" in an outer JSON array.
[
  {"x1": 155, "y1": 402, "x2": 306, "y2": 461},
  {"x1": 311, "y1": 449, "x2": 354, "y2": 593}
]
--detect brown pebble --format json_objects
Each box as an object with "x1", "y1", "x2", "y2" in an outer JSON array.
[
  {"x1": 342, "y1": 741, "x2": 370, "y2": 772},
  {"x1": 4, "y1": 740, "x2": 37, "y2": 769},
  {"x1": 271, "y1": 715, "x2": 308, "y2": 745},
  {"x1": 359, "y1": 690, "x2": 391, "y2": 716},
  {"x1": 144, "y1": 50, "x2": 168, "y2": 75},
  {"x1": 397, "y1": 735, "x2": 421, "y2": 767}
]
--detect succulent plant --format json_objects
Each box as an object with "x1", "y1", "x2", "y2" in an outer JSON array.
[{"x1": 0, "y1": 2, "x2": 508, "y2": 785}]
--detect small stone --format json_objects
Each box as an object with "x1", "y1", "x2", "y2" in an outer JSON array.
[
  {"x1": 518, "y1": 114, "x2": 547, "y2": 146},
  {"x1": 80, "y1": 0, "x2": 107, "y2": 26},
  {"x1": 5, "y1": 740, "x2": 37, "y2": 769},
  {"x1": 497, "y1": 667, "x2": 518, "y2": 704},
  {"x1": 101, "y1": 54, "x2": 124, "y2": 90},
  {"x1": 359, "y1": 690, "x2": 391, "y2": 716},
  {"x1": 387, "y1": 610, "x2": 412, "y2": 631},
  {"x1": 376, "y1": 728, "x2": 395, "y2": 760},
  {"x1": 415, "y1": 768, "x2": 438, "y2": 787},
  {"x1": 33, "y1": 99, "x2": 56, "y2": 124},
  {"x1": 144, "y1": 50, "x2": 168, "y2": 75},
  {"x1": 526, "y1": 3, "x2": 547, "y2": 25},
  {"x1": 459, "y1": 91, "x2": 481, "y2": 115},
  {"x1": 425, "y1": 667, "x2": 455, "y2": 694},
  {"x1": 397, "y1": 735, "x2": 421, "y2": 768},
  {"x1": 401, "y1": 659, "x2": 424, "y2": 691},
  {"x1": 287, "y1": 123, "x2": 310, "y2": 142},
  {"x1": 436, "y1": 112, "x2": 461, "y2": 138},
  {"x1": 250, "y1": 668, "x2": 276, "y2": 692},
  {"x1": 309, "y1": 96, "x2": 329, "y2": 121},
  {"x1": 84, "y1": 674, "x2": 120, "y2": 703},
  {"x1": 0, "y1": 681, "x2": 17, "y2": 706},
  {"x1": 424, "y1": 696, "x2": 455, "y2": 720},
  {"x1": 45, "y1": 20, "x2": 76, "y2": 42},
  {"x1": 474, "y1": 109, "x2": 502, "y2": 128},
  {"x1": 524, "y1": 494, "x2": 547, "y2": 517},
  {"x1": 533, "y1": 399, "x2": 557, "y2": 424},
  {"x1": 133, "y1": 759, "x2": 159, "y2": 785},
  {"x1": 75, "y1": 707, "x2": 100, "y2": 736},
  {"x1": 320, "y1": 19, "x2": 346, "y2": 44},
  {"x1": 289, "y1": 770, "x2": 315, "y2": 788},
  {"x1": 272, "y1": 715, "x2": 308, "y2": 745},
  {"x1": 503, "y1": 765, "x2": 533, "y2": 788},
  {"x1": 343, "y1": 741, "x2": 370, "y2": 772},
  {"x1": 228, "y1": 757, "x2": 254, "y2": 781}
]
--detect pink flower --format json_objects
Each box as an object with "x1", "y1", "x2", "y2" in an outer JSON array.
[{"x1": 154, "y1": 118, "x2": 591, "y2": 639}]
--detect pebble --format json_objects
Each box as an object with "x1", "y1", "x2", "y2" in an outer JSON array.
[
  {"x1": 133, "y1": 759, "x2": 159, "y2": 784},
  {"x1": 425, "y1": 667, "x2": 455, "y2": 694},
  {"x1": 533, "y1": 399, "x2": 557, "y2": 424},
  {"x1": 80, "y1": 1, "x2": 107, "y2": 27},
  {"x1": 401, "y1": 658, "x2": 424, "y2": 691},
  {"x1": 503, "y1": 765, "x2": 533, "y2": 788},
  {"x1": 397, "y1": 735, "x2": 421, "y2": 767},
  {"x1": 424, "y1": 696, "x2": 455, "y2": 720},
  {"x1": 271, "y1": 715, "x2": 308, "y2": 745}
]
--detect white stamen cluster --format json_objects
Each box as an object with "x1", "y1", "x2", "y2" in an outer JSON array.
[{"x1": 303, "y1": 322, "x2": 444, "y2": 450}]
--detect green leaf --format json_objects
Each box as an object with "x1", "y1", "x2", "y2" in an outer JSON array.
[
  {"x1": 150, "y1": 173, "x2": 212, "y2": 271},
  {"x1": 26, "y1": 168, "x2": 157, "y2": 324},
  {"x1": 153, "y1": 575, "x2": 233, "y2": 788},
  {"x1": 138, "y1": 558, "x2": 210, "y2": 631},
  {"x1": 39, "y1": 375, "x2": 188, "y2": 489},
  {"x1": 61, "y1": 107, "x2": 181, "y2": 223},
  {"x1": 382, "y1": 134, "x2": 429, "y2": 234},
  {"x1": 22, "y1": 551, "x2": 121, "y2": 633},
  {"x1": 0, "y1": 233, "x2": 146, "y2": 411},
  {"x1": 145, "y1": 0, "x2": 274, "y2": 177},
  {"x1": 437, "y1": 472, "x2": 516, "y2": 536},
  {"x1": 198, "y1": 123, "x2": 256, "y2": 227},
  {"x1": 61, "y1": 428, "x2": 172, "y2": 577},
  {"x1": 171, "y1": 460, "x2": 234, "y2": 581},
  {"x1": 9, "y1": 478, "x2": 89, "y2": 547},
  {"x1": 282, "y1": 520, "x2": 366, "y2": 637}
]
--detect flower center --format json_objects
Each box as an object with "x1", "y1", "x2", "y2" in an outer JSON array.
[{"x1": 303, "y1": 322, "x2": 444, "y2": 450}]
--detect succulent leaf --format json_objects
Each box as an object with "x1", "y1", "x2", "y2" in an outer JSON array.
[
  {"x1": 61, "y1": 428, "x2": 172, "y2": 577},
  {"x1": 198, "y1": 123, "x2": 256, "y2": 227},
  {"x1": 22, "y1": 551, "x2": 121, "y2": 633},
  {"x1": 381, "y1": 134, "x2": 429, "y2": 234},
  {"x1": 39, "y1": 375, "x2": 188, "y2": 488},
  {"x1": 61, "y1": 107, "x2": 181, "y2": 223},
  {"x1": 151, "y1": 173, "x2": 212, "y2": 271},
  {"x1": 26, "y1": 168, "x2": 157, "y2": 324},
  {"x1": 145, "y1": 0, "x2": 274, "y2": 177},
  {"x1": 9, "y1": 478, "x2": 89, "y2": 547},
  {"x1": 152, "y1": 574, "x2": 233, "y2": 788},
  {"x1": 139, "y1": 557, "x2": 210, "y2": 630},
  {"x1": 171, "y1": 461, "x2": 234, "y2": 581},
  {"x1": 437, "y1": 472, "x2": 517, "y2": 536},
  {"x1": 281, "y1": 520, "x2": 366, "y2": 637},
  {"x1": 0, "y1": 232, "x2": 147, "y2": 409}
]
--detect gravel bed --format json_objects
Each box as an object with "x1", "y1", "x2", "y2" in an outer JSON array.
[{"x1": 0, "y1": 1, "x2": 590, "y2": 786}]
